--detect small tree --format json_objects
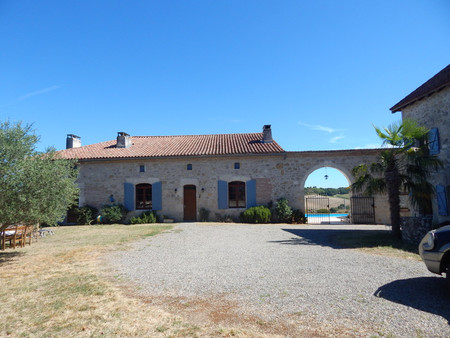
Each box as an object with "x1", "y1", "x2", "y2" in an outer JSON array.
[
  {"x1": 275, "y1": 198, "x2": 293, "y2": 223},
  {"x1": 352, "y1": 119, "x2": 442, "y2": 239},
  {"x1": 0, "y1": 121, "x2": 79, "y2": 228}
]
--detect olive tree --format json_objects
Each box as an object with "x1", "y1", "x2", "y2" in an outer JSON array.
[{"x1": 0, "y1": 121, "x2": 79, "y2": 229}]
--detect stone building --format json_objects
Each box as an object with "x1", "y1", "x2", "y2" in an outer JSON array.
[
  {"x1": 58, "y1": 125, "x2": 390, "y2": 223},
  {"x1": 391, "y1": 64, "x2": 450, "y2": 225}
]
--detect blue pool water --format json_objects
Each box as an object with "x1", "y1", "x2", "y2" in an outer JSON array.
[{"x1": 306, "y1": 213, "x2": 348, "y2": 218}]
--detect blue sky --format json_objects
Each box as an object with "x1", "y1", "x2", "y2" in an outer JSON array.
[{"x1": 1, "y1": 1, "x2": 449, "y2": 188}]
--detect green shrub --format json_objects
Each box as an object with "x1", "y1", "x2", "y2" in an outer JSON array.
[
  {"x1": 101, "y1": 204, "x2": 127, "y2": 224},
  {"x1": 292, "y1": 209, "x2": 307, "y2": 224},
  {"x1": 275, "y1": 198, "x2": 292, "y2": 223},
  {"x1": 240, "y1": 206, "x2": 271, "y2": 224},
  {"x1": 317, "y1": 208, "x2": 329, "y2": 214},
  {"x1": 75, "y1": 205, "x2": 98, "y2": 225},
  {"x1": 199, "y1": 208, "x2": 210, "y2": 222},
  {"x1": 130, "y1": 211, "x2": 158, "y2": 224}
]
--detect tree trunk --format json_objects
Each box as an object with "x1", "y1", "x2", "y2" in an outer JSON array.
[{"x1": 385, "y1": 168, "x2": 402, "y2": 239}]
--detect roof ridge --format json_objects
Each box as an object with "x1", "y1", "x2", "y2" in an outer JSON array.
[
  {"x1": 132, "y1": 132, "x2": 263, "y2": 138},
  {"x1": 57, "y1": 131, "x2": 284, "y2": 160}
]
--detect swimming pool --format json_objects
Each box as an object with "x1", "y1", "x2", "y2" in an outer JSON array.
[{"x1": 306, "y1": 213, "x2": 348, "y2": 218}]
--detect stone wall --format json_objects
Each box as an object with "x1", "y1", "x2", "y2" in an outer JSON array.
[
  {"x1": 76, "y1": 149, "x2": 391, "y2": 224},
  {"x1": 401, "y1": 216, "x2": 433, "y2": 245},
  {"x1": 399, "y1": 86, "x2": 450, "y2": 225}
]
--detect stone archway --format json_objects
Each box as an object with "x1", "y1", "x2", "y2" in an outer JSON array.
[
  {"x1": 277, "y1": 149, "x2": 389, "y2": 224},
  {"x1": 301, "y1": 164, "x2": 353, "y2": 190},
  {"x1": 302, "y1": 165, "x2": 352, "y2": 223}
]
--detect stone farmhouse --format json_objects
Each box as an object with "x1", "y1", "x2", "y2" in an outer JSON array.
[
  {"x1": 56, "y1": 66, "x2": 449, "y2": 226},
  {"x1": 391, "y1": 64, "x2": 450, "y2": 225},
  {"x1": 58, "y1": 125, "x2": 390, "y2": 223}
]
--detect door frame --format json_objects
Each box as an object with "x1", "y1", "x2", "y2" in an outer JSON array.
[{"x1": 183, "y1": 185, "x2": 197, "y2": 221}]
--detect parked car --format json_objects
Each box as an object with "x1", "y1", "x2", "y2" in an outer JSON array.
[{"x1": 419, "y1": 225, "x2": 450, "y2": 284}]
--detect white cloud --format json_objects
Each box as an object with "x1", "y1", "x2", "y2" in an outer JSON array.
[
  {"x1": 330, "y1": 134, "x2": 345, "y2": 143},
  {"x1": 0, "y1": 85, "x2": 61, "y2": 107},
  {"x1": 298, "y1": 121, "x2": 344, "y2": 133},
  {"x1": 17, "y1": 85, "x2": 60, "y2": 101}
]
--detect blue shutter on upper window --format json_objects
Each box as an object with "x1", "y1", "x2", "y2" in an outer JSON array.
[
  {"x1": 152, "y1": 181, "x2": 162, "y2": 210},
  {"x1": 436, "y1": 185, "x2": 448, "y2": 216},
  {"x1": 218, "y1": 180, "x2": 228, "y2": 209},
  {"x1": 429, "y1": 128, "x2": 440, "y2": 155},
  {"x1": 124, "y1": 183, "x2": 134, "y2": 211},
  {"x1": 246, "y1": 179, "x2": 256, "y2": 208}
]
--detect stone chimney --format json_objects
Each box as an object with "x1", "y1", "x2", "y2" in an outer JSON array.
[
  {"x1": 117, "y1": 132, "x2": 132, "y2": 148},
  {"x1": 262, "y1": 125, "x2": 273, "y2": 144},
  {"x1": 66, "y1": 134, "x2": 81, "y2": 149}
]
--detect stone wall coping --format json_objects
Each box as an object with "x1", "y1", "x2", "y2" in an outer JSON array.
[
  {"x1": 286, "y1": 148, "x2": 383, "y2": 157},
  {"x1": 72, "y1": 148, "x2": 383, "y2": 163}
]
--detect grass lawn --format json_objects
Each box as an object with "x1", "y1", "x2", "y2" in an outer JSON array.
[
  {"x1": 331, "y1": 230, "x2": 420, "y2": 261},
  {"x1": 0, "y1": 224, "x2": 253, "y2": 337}
]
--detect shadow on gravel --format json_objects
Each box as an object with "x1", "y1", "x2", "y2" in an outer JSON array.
[
  {"x1": 272, "y1": 229, "x2": 342, "y2": 248},
  {"x1": 375, "y1": 277, "x2": 450, "y2": 324},
  {"x1": 276, "y1": 228, "x2": 417, "y2": 253},
  {"x1": 276, "y1": 229, "x2": 386, "y2": 249}
]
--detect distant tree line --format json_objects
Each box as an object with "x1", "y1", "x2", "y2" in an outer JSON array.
[{"x1": 304, "y1": 186, "x2": 349, "y2": 196}]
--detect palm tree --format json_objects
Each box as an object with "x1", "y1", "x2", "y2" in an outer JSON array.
[{"x1": 352, "y1": 119, "x2": 442, "y2": 239}]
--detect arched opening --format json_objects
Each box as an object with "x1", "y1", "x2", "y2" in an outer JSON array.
[{"x1": 303, "y1": 167, "x2": 351, "y2": 224}]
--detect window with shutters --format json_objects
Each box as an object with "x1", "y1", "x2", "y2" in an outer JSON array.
[
  {"x1": 136, "y1": 183, "x2": 152, "y2": 209},
  {"x1": 228, "y1": 181, "x2": 246, "y2": 208}
]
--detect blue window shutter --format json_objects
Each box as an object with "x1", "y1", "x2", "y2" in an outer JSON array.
[
  {"x1": 246, "y1": 179, "x2": 256, "y2": 208},
  {"x1": 124, "y1": 183, "x2": 134, "y2": 211},
  {"x1": 218, "y1": 180, "x2": 228, "y2": 209},
  {"x1": 153, "y1": 181, "x2": 162, "y2": 210},
  {"x1": 429, "y1": 128, "x2": 440, "y2": 155},
  {"x1": 436, "y1": 185, "x2": 448, "y2": 216}
]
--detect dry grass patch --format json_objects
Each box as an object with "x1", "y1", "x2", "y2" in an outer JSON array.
[{"x1": 0, "y1": 224, "x2": 267, "y2": 337}]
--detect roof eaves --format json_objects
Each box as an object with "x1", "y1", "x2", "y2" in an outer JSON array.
[
  {"x1": 75, "y1": 151, "x2": 288, "y2": 163},
  {"x1": 390, "y1": 64, "x2": 450, "y2": 113}
]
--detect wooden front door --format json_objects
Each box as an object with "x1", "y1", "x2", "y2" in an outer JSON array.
[{"x1": 183, "y1": 185, "x2": 197, "y2": 221}]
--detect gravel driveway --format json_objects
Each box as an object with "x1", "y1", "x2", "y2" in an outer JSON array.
[{"x1": 109, "y1": 223, "x2": 450, "y2": 337}]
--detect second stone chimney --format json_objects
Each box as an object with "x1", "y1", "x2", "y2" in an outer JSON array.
[
  {"x1": 66, "y1": 134, "x2": 81, "y2": 149},
  {"x1": 262, "y1": 125, "x2": 273, "y2": 144},
  {"x1": 117, "y1": 132, "x2": 132, "y2": 148}
]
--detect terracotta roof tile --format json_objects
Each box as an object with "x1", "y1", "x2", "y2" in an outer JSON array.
[
  {"x1": 390, "y1": 64, "x2": 450, "y2": 112},
  {"x1": 57, "y1": 133, "x2": 285, "y2": 160}
]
